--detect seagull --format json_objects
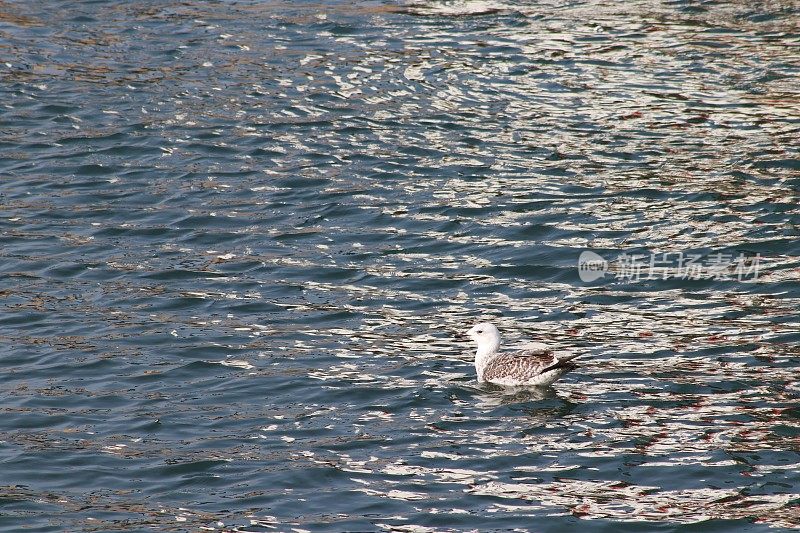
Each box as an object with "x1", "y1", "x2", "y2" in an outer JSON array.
[{"x1": 465, "y1": 322, "x2": 580, "y2": 386}]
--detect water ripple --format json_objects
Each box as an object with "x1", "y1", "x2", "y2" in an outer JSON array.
[{"x1": 1, "y1": 0, "x2": 798, "y2": 531}]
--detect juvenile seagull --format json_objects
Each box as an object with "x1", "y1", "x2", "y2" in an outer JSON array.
[{"x1": 466, "y1": 322, "x2": 580, "y2": 386}]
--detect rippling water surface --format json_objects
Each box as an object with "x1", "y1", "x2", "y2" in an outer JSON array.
[{"x1": 1, "y1": 0, "x2": 799, "y2": 531}]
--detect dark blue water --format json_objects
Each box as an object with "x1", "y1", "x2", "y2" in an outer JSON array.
[{"x1": 1, "y1": 1, "x2": 799, "y2": 531}]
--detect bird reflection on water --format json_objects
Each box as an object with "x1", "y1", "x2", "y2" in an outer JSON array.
[{"x1": 468, "y1": 381, "x2": 579, "y2": 414}]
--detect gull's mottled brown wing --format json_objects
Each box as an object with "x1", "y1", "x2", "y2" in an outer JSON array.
[{"x1": 482, "y1": 350, "x2": 556, "y2": 383}]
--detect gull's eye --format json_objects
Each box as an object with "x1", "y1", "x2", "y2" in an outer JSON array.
[{"x1": 476, "y1": 330, "x2": 483, "y2": 334}]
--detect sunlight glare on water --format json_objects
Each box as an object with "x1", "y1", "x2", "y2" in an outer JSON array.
[{"x1": 0, "y1": 0, "x2": 798, "y2": 531}]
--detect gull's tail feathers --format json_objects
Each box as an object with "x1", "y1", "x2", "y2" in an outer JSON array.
[{"x1": 540, "y1": 353, "x2": 582, "y2": 374}]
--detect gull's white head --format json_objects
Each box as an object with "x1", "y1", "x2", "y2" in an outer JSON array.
[{"x1": 466, "y1": 322, "x2": 501, "y2": 355}]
